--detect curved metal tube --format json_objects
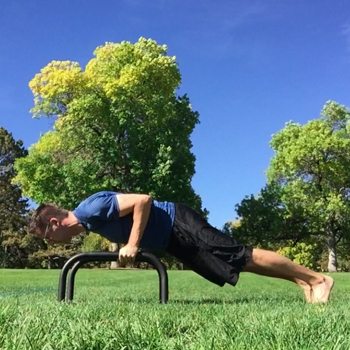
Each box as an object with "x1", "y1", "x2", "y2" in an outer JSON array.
[
  {"x1": 66, "y1": 260, "x2": 85, "y2": 301},
  {"x1": 58, "y1": 251, "x2": 168, "y2": 303}
]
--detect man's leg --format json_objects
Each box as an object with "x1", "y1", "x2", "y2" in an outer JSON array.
[{"x1": 244, "y1": 248, "x2": 334, "y2": 303}]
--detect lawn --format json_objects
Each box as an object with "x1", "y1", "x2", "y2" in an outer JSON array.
[{"x1": 0, "y1": 269, "x2": 349, "y2": 349}]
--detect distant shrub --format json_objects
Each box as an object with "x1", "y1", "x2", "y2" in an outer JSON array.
[{"x1": 278, "y1": 242, "x2": 320, "y2": 270}]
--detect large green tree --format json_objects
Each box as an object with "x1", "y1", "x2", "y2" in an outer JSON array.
[
  {"x1": 0, "y1": 127, "x2": 32, "y2": 267},
  {"x1": 233, "y1": 182, "x2": 311, "y2": 248},
  {"x1": 14, "y1": 38, "x2": 202, "y2": 211},
  {"x1": 268, "y1": 101, "x2": 350, "y2": 271},
  {"x1": 233, "y1": 101, "x2": 350, "y2": 272}
]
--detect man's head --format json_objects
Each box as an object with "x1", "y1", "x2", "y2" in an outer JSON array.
[{"x1": 29, "y1": 204, "x2": 74, "y2": 243}]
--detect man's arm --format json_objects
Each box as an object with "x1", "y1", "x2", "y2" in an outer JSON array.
[{"x1": 116, "y1": 193, "x2": 152, "y2": 265}]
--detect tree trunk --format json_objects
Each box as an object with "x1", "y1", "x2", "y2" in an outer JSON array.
[
  {"x1": 109, "y1": 242, "x2": 119, "y2": 269},
  {"x1": 327, "y1": 233, "x2": 337, "y2": 272}
]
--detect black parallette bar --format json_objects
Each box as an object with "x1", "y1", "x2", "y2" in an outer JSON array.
[{"x1": 58, "y1": 251, "x2": 168, "y2": 303}]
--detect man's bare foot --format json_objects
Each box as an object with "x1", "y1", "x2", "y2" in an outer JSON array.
[
  {"x1": 302, "y1": 285, "x2": 312, "y2": 303},
  {"x1": 310, "y1": 275, "x2": 334, "y2": 304},
  {"x1": 295, "y1": 279, "x2": 312, "y2": 303}
]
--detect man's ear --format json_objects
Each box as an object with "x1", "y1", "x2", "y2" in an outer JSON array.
[{"x1": 49, "y1": 217, "x2": 60, "y2": 227}]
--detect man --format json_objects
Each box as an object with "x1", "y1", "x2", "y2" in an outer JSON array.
[{"x1": 29, "y1": 191, "x2": 334, "y2": 303}]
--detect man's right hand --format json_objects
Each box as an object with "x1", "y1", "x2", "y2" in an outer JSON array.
[{"x1": 119, "y1": 244, "x2": 139, "y2": 266}]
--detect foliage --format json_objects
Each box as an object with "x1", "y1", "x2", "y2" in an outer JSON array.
[
  {"x1": 0, "y1": 127, "x2": 30, "y2": 267},
  {"x1": 268, "y1": 101, "x2": 350, "y2": 271},
  {"x1": 81, "y1": 232, "x2": 110, "y2": 252},
  {"x1": 0, "y1": 127, "x2": 28, "y2": 229},
  {"x1": 14, "y1": 38, "x2": 202, "y2": 211},
  {"x1": 277, "y1": 241, "x2": 321, "y2": 270},
  {"x1": 231, "y1": 183, "x2": 309, "y2": 251},
  {"x1": 1, "y1": 228, "x2": 46, "y2": 268},
  {"x1": 334, "y1": 238, "x2": 350, "y2": 272},
  {"x1": 232, "y1": 101, "x2": 350, "y2": 271},
  {"x1": 28, "y1": 246, "x2": 78, "y2": 269}
]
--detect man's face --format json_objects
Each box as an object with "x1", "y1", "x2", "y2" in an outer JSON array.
[{"x1": 40, "y1": 219, "x2": 73, "y2": 244}]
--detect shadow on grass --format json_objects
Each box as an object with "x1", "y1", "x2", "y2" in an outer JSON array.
[
  {"x1": 89, "y1": 295, "x2": 303, "y2": 305},
  {"x1": 170, "y1": 295, "x2": 303, "y2": 305}
]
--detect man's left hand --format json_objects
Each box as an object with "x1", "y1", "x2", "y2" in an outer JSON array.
[{"x1": 119, "y1": 244, "x2": 139, "y2": 266}]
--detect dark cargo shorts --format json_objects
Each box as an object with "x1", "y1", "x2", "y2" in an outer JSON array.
[{"x1": 166, "y1": 203, "x2": 252, "y2": 286}]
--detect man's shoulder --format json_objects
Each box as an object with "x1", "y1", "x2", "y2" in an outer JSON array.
[
  {"x1": 78, "y1": 191, "x2": 117, "y2": 205},
  {"x1": 74, "y1": 191, "x2": 119, "y2": 225}
]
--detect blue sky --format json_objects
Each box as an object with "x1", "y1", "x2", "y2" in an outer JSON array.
[{"x1": 0, "y1": 0, "x2": 349, "y2": 228}]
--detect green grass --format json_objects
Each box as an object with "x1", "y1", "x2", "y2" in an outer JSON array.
[{"x1": 0, "y1": 269, "x2": 349, "y2": 350}]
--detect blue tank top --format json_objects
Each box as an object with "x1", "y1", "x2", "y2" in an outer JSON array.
[{"x1": 73, "y1": 191, "x2": 175, "y2": 250}]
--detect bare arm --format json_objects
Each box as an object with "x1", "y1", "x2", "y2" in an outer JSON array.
[{"x1": 116, "y1": 193, "x2": 152, "y2": 264}]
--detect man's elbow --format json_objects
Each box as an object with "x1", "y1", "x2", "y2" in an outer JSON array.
[{"x1": 140, "y1": 194, "x2": 152, "y2": 207}]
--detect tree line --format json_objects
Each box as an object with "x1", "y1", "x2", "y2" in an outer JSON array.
[
  {"x1": 1, "y1": 38, "x2": 349, "y2": 271},
  {"x1": 225, "y1": 101, "x2": 350, "y2": 272}
]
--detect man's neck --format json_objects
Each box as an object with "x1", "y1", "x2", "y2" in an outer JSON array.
[{"x1": 62, "y1": 211, "x2": 86, "y2": 236}]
